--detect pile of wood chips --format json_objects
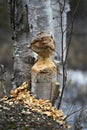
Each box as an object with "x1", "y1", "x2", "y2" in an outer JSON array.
[{"x1": 3, "y1": 82, "x2": 70, "y2": 128}]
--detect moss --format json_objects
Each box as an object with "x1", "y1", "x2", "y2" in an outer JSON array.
[
  {"x1": 22, "y1": 125, "x2": 30, "y2": 130},
  {"x1": 6, "y1": 121, "x2": 16, "y2": 130}
]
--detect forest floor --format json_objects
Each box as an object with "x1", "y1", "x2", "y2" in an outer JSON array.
[
  {"x1": 0, "y1": 100, "x2": 68, "y2": 130},
  {"x1": 0, "y1": 82, "x2": 70, "y2": 130}
]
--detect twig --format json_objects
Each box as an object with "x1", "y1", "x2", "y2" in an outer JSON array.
[
  {"x1": 57, "y1": 0, "x2": 66, "y2": 109},
  {"x1": 67, "y1": 103, "x2": 76, "y2": 116},
  {"x1": 57, "y1": 0, "x2": 80, "y2": 109},
  {"x1": 64, "y1": 0, "x2": 81, "y2": 65},
  {"x1": 65, "y1": 107, "x2": 83, "y2": 119},
  {"x1": 63, "y1": 0, "x2": 80, "y2": 34}
]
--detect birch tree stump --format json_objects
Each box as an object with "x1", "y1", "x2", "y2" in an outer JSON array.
[{"x1": 30, "y1": 32, "x2": 60, "y2": 105}]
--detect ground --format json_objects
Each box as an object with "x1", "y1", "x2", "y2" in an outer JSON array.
[
  {"x1": 0, "y1": 100, "x2": 68, "y2": 130},
  {"x1": 0, "y1": 82, "x2": 70, "y2": 130}
]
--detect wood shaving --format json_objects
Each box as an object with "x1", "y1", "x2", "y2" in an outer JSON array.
[{"x1": 3, "y1": 82, "x2": 70, "y2": 128}]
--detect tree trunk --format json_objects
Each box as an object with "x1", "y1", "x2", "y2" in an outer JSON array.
[
  {"x1": 9, "y1": 0, "x2": 70, "y2": 87},
  {"x1": 9, "y1": 0, "x2": 35, "y2": 87}
]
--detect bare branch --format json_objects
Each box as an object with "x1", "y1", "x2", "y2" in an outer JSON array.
[
  {"x1": 57, "y1": 0, "x2": 80, "y2": 109},
  {"x1": 64, "y1": 0, "x2": 81, "y2": 65},
  {"x1": 57, "y1": 0, "x2": 66, "y2": 109},
  {"x1": 63, "y1": 0, "x2": 80, "y2": 34},
  {"x1": 65, "y1": 107, "x2": 83, "y2": 119}
]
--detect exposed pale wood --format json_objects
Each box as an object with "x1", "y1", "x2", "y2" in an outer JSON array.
[{"x1": 31, "y1": 33, "x2": 60, "y2": 105}]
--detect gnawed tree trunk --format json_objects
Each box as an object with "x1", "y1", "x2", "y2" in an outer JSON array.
[
  {"x1": 30, "y1": 32, "x2": 60, "y2": 105},
  {"x1": 9, "y1": 0, "x2": 70, "y2": 91}
]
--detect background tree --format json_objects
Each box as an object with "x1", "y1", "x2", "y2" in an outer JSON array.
[{"x1": 8, "y1": 0, "x2": 34, "y2": 87}]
